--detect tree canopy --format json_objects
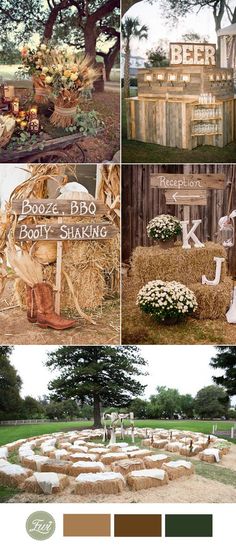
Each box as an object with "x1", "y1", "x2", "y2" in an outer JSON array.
[
  {"x1": 210, "y1": 346, "x2": 236, "y2": 396},
  {"x1": 0, "y1": 348, "x2": 22, "y2": 420},
  {"x1": 45, "y1": 345, "x2": 147, "y2": 426},
  {"x1": 195, "y1": 385, "x2": 230, "y2": 418},
  {"x1": 0, "y1": 0, "x2": 120, "y2": 75}
]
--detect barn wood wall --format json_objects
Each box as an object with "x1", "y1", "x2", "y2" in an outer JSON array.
[{"x1": 122, "y1": 164, "x2": 236, "y2": 277}]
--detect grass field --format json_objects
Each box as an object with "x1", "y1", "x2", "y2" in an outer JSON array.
[
  {"x1": 122, "y1": 91, "x2": 236, "y2": 164},
  {"x1": 0, "y1": 419, "x2": 235, "y2": 446}
]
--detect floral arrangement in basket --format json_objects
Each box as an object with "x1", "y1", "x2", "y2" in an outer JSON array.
[
  {"x1": 136, "y1": 279, "x2": 198, "y2": 323},
  {"x1": 19, "y1": 43, "x2": 54, "y2": 102},
  {"x1": 147, "y1": 214, "x2": 182, "y2": 242},
  {"x1": 46, "y1": 49, "x2": 100, "y2": 127}
]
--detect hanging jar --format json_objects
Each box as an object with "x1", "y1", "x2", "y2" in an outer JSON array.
[{"x1": 217, "y1": 216, "x2": 234, "y2": 247}]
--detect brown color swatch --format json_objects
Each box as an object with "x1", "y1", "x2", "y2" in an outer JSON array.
[
  {"x1": 63, "y1": 514, "x2": 111, "y2": 537},
  {"x1": 114, "y1": 514, "x2": 162, "y2": 537}
]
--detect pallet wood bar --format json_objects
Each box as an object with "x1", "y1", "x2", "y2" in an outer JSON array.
[{"x1": 126, "y1": 44, "x2": 235, "y2": 150}]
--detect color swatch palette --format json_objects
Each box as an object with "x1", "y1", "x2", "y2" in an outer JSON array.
[{"x1": 63, "y1": 514, "x2": 213, "y2": 537}]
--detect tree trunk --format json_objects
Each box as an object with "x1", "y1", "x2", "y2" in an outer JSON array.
[
  {"x1": 93, "y1": 394, "x2": 102, "y2": 428},
  {"x1": 103, "y1": 37, "x2": 120, "y2": 81},
  {"x1": 84, "y1": 22, "x2": 98, "y2": 63},
  {"x1": 124, "y1": 42, "x2": 130, "y2": 98}
]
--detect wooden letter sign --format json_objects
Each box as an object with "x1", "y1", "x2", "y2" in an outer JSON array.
[
  {"x1": 170, "y1": 43, "x2": 216, "y2": 66},
  {"x1": 150, "y1": 173, "x2": 225, "y2": 190},
  {"x1": 15, "y1": 223, "x2": 118, "y2": 241},
  {"x1": 11, "y1": 199, "x2": 107, "y2": 217}
]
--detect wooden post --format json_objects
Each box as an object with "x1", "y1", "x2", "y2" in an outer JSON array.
[{"x1": 55, "y1": 216, "x2": 63, "y2": 314}]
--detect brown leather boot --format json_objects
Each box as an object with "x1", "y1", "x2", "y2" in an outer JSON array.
[
  {"x1": 26, "y1": 285, "x2": 37, "y2": 323},
  {"x1": 33, "y1": 282, "x2": 77, "y2": 330}
]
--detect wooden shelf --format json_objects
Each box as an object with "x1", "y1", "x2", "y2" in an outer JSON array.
[
  {"x1": 191, "y1": 132, "x2": 223, "y2": 137},
  {"x1": 191, "y1": 117, "x2": 222, "y2": 121}
]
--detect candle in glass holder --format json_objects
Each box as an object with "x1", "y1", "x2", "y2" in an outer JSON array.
[
  {"x1": 216, "y1": 74, "x2": 220, "y2": 81},
  {"x1": 157, "y1": 73, "x2": 164, "y2": 81},
  {"x1": 20, "y1": 120, "x2": 28, "y2": 130},
  {"x1": 19, "y1": 110, "x2": 26, "y2": 119},
  {"x1": 15, "y1": 117, "x2": 22, "y2": 126},
  {"x1": 12, "y1": 97, "x2": 20, "y2": 116},
  {"x1": 29, "y1": 106, "x2": 38, "y2": 119},
  {"x1": 182, "y1": 74, "x2": 190, "y2": 83},
  {"x1": 221, "y1": 73, "x2": 226, "y2": 81},
  {"x1": 209, "y1": 74, "x2": 214, "y2": 82}
]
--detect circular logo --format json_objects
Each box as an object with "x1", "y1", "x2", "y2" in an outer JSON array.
[{"x1": 26, "y1": 511, "x2": 56, "y2": 541}]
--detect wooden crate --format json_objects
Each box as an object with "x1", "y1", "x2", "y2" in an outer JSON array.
[
  {"x1": 126, "y1": 96, "x2": 234, "y2": 149},
  {"x1": 138, "y1": 67, "x2": 234, "y2": 99}
]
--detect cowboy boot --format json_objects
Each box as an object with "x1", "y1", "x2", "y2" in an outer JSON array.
[
  {"x1": 33, "y1": 282, "x2": 77, "y2": 330},
  {"x1": 26, "y1": 285, "x2": 37, "y2": 323}
]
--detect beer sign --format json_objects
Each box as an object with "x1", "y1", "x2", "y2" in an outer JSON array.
[{"x1": 170, "y1": 43, "x2": 216, "y2": 66}]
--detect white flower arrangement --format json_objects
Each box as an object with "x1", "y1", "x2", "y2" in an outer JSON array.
[
  {"x1": 147, "y1": 214, "x2": 182, "y2": 241},
  {"x1": 136, "y1": 280, "x2": 198, "y2": 322}
]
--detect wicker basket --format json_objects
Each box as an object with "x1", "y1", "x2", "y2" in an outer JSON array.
[{"x1": 0, "y1": 125, "x2": 15, "y2": 148}]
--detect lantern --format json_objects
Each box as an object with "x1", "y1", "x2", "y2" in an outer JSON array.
[
  {"x1": 217, "y1": 216, "x2": 234, "y2": 248},
  {"x1": 12, "y1": 97, "x2": 20, "y2": 116},
  {"x1": 157, "y1": 73, "x2": 164, "y2": 81},
  {"x1": 28, "y1": 116, "x2": 40, "y2": 134},
  {"x1": 144, "y1": 74, "x2": 153, "y2": 83}
]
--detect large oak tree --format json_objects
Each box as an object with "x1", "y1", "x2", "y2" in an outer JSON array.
[
  {"x1": 45, "y1": 345, "x2": 147, "y2": 427},
  {"x1": 0, "y1": 1, "x2": 120, "y2": 77},
  {"x1": 210, "y1": 346, "x2": 236, "y2": 396}
]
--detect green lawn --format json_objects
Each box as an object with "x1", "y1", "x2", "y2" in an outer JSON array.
[
  {"x1": 122, "y1": 92, "x2": 236, "y2": 164},
  {"x1": 0, "y1": 419, "x2": 234, "y2": 446}
]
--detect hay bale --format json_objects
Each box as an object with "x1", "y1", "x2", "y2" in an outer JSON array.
[
  {"x1": 68, "y1": 453, "x2": 97, "y2": 463},
  {"x1": 21, "y1": 455, "x2": 50, "y2": 471},
  {"x1": 180, "y1": 445, "x2": 201, "y2": 457},
  {"x1": 0, "y1": 463, "x2": 32, "y2": 486},
  {"x1": 88, "y1": 448, "x2": 109, "y2": 456},
  {"x1": 16, "y1": 235, "x2": 120, "y2": 312},
  {"x1": 162, "y1": 460, "x2": 194, "y2": 480},
  {"x1": 111, "y1": 458, "x2": 144, "y2": 476},
  {"x1": 190, "y1": 278, "x2": 232, "y2": 319},
  {"x1": 0, "y1": 447, "x2": 8, "y2": 459},
  {"x1": 69, "y1": 446, "x2": 88, "y2": 454},
  {"x1": 24, "y1": 472, "x2": 69, "y2": 494},
  {"x1": 101, "y1": 452, "x2": 129, "y2": 465},
  {"x1": 40, "y1": 459, "x2": 72, "y2": 474},
  {"x1": 152, "y1": 440, "x2": 168, "y2": 449},
  {"x1": 144, "y1": 454, "x2": 171, "y2": 469},
  {"x1": 165, "y1": 442, "x2": 184, "y2": 452},
  {"x1": 74, "y1": 472, "x2": 126, "y2": 495},
  {"x1": 199, "y1": 448, "x2": 221, "y2": 463},
  {"x1": 69, "y1": 461, "x2": 105, "y2": 477},
  {"x1": 131, "y1": 243, "x2": 228, "y2": 288},
  {"x1": 127, "y1": 449, "x2": 153, "y2": 458},
  {"x1": 109, "y1": 443, "x2": 129, "y2": 452},
  {"x1": 127, "y1": 469, "x2": 168, "y2": 491},
  {"x1": 141, "y1": 439, "x2": 152, "y2": 447}
]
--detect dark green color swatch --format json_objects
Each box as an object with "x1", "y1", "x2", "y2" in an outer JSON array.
[{"x1": 165, "y1": 514, "x2": 213, "y2": 537}]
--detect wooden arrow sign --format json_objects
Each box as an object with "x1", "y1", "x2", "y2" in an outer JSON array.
[
  {"x1": 15, "y1": 223, "x2": 118, "y2": 241},
  {"x1": 150, "y1": 173, "x2": 225, "y2": 190},
  {"x1": 165, "y1": 189, "x2": 207, "y2": 205},
  {"x1": 11, "y1": 198, "x2": 107, "y2": 217}
]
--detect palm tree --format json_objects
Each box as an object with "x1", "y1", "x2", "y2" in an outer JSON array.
[{"x1": 122, "y1": 17, "x2": 148, "y2": 98}]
